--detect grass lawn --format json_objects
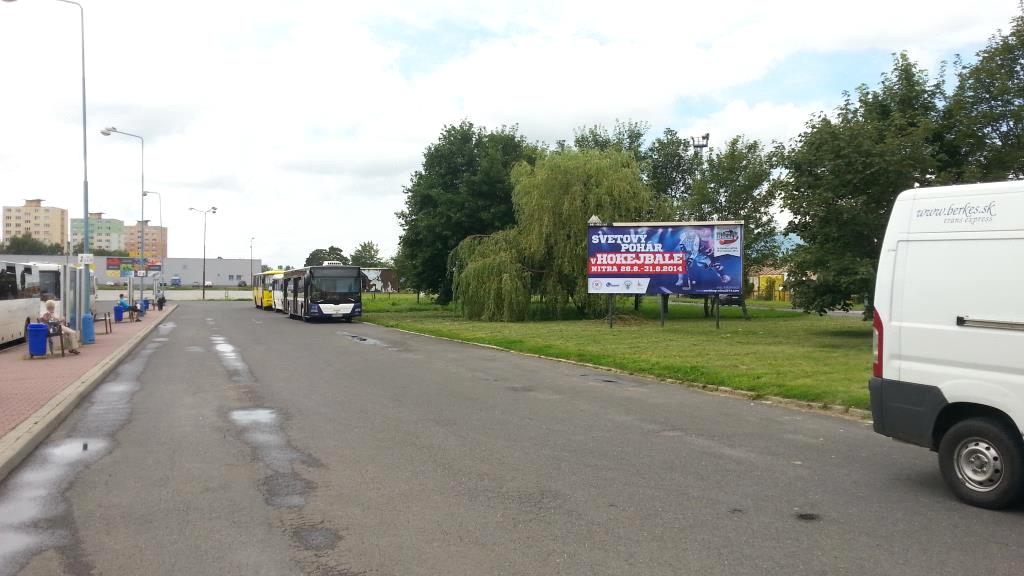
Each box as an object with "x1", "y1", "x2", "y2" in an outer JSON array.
[{"x1": 363, "y1": 293, "x2": 873, "y2": 409}]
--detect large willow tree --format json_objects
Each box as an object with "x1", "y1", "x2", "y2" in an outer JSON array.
[{"x1": 450, "y1": 149, "x2": 656, "y2": 321}]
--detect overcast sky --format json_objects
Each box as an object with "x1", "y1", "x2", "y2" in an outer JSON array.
[{"x1": 0, "y1": 0, "x2": 1018, "y2": 267}]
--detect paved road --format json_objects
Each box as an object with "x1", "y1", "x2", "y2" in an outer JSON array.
[{"x1": 1, "y1": 302, "x2": 1021, "y2": 575}]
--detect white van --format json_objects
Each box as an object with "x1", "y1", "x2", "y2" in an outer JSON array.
[{"x1": 870, "y1": 181, "x2": 1024, "y2": 508}]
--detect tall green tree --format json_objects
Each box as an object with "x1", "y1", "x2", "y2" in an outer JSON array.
[
  {"x1": 782, "y1": 53, "x2": 943, "y2": 315},
  {"x1": 397, "y1": 121, "x2": 539, "y2": 303},
  {"x1": 645, "y1": 128, "x2": 699, "y2": 203},
  {"x1": 3, "y1": 234, "x2": 63, "y2": 255},
  {"x1": 573, "y1": 120, "x2": 649, "y2": 158},
  {"x1": 450, "y1": 148, "x2": 656, "y2": 321},
  {"x1": 940, "y1": 12, "x2": 1024, "y2": 182},
  {"x1": 684, "y1": 136, "x2": 782, "y2": 269},
  {"x1": 303, "y1": 246, "x2": 349, "y2": 267},
  {"x1": 349, "y1": 241, "x2": 385, "y2": 267}
]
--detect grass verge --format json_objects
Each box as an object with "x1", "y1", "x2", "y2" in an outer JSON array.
[{"x1": 363, "y1": 294, "x2": 872, "y2": 409}]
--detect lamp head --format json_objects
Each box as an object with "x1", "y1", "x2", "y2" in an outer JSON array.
[
  {"x1": 100, "y1": 127, "x2": 116, "y2": 136},
  {"x1": 211, "y1": 207, "x2": 217, "y2": 214}
]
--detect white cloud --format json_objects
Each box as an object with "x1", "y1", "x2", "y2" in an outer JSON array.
[{"x1": 1, "y1": 0, "x2": 1018, "y2": 266}]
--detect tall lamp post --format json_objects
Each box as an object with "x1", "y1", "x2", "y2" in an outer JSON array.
[
  {"x1": 190, "y1": 207, "x2": 217, "y2": 300},
  {"x1": 143, "y1": 190, "x2": 163, "y2": 287},
  {"x1": 101, "y1": 126, "x2": 146, "y2": 304},
  {"x1": 249, "y1": 236, "x2": 255, "y2": 287},
  {"x1": 5, "y1": 0, "x2": 92, "y2": 332}
]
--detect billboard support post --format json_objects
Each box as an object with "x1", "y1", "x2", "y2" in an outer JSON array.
[
  {"x1": 606, "y1": 294, "x2": 614, "y2": 329},
  {"x1": 715, "y1": 294, "x2": 721, "y2": 329},
  {"x1": 659, "y1": 294, "x2": 668, "y2": 327}
]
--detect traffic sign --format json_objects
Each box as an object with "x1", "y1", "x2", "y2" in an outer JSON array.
[{"x1": 78, "y1": 253, "x2": 94, "y2": 265}]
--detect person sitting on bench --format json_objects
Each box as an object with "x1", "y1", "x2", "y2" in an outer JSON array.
[
  {"x1": 40, "y1": 299, "x2": 80, "y2": 354},
  {"x1": 118, "y1": 293, "x2": 142, "y2": 321}
]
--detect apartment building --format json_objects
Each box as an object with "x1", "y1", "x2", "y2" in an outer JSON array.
[
  {"x1": 124, "y1": 220, "x2": 168, "y2": 259},
  {"x1": 2, "y1": 199, "x2": 68, "y2": 247},
  {"x1": 70, "y1": 212, "x2": 126, "y2": 252}
]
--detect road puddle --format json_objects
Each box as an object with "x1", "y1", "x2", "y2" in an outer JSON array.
[
  {"x1": 211, "y1": 335, "x2": 255, "y2": 383},
  {"x1": 0, "y1": 334, "x2": 172, "y2": 576}
]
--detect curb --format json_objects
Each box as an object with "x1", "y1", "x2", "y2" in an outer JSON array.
[
  {"x1": 0, "y1": 305, "x2": 179, "y2": 485},
  {"x1": 365, "y1": 321, "x2": 873, "y2": 424}
]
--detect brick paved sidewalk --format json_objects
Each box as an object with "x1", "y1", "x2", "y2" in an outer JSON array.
[{"x1": 0, "y1": 306, "x2": 173, "y2": 439}]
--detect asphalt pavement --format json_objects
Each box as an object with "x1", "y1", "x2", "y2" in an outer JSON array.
[{"x1": 0, "y1": 302, "x2": 1021, "y2": 575}]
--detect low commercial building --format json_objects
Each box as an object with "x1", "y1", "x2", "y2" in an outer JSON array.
[{"x1": 0, "y1": 254, "x2": 261, "y2": 287}]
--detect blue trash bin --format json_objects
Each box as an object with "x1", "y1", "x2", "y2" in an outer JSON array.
[
  {"x1": 27, "y1": 323, "x2": 48, "y2": 357},
  {"x1": 114, "y1": 305, "x2": 124, "y2": 323},
  {"x1": 142, "y1": 299, "x2": 150, "y2": 312},
  {"x1": 81, "y1": 313, "x2": 95, "y2": 344}
]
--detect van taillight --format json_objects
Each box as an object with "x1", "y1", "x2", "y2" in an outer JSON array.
[{"x1": 872, "y1": 309, "x2": 883, "y2": 378}]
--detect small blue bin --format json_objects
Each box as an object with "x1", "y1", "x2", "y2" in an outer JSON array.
[
  {"x1": 142, "y1": 299, "x2": 150, "y2": 312},
  {"x1": 27, "y1": 323, "x2": 48, "y2": 357},
  {"x1": 81, "y1": 313, "x2": 95, "y2": 344},
  {"x1": 114, "y1": 305, "x2": 124, "y2": 323}
]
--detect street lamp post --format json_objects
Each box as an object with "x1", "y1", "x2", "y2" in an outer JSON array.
[
  {"x1": 190, "y1": 207, "x2": 217, "y2": 300},
  {"x1": 249, "y1": 236, "x2": 255, "y2": 287},
  {"x1": 5, "y1": 0, "x2": 92, "y2": 332},
  {"x1": 101, "y1": 127, "x2": 146, "y2": 305}
]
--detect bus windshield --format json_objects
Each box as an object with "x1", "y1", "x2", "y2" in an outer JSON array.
[{"x1": 310, "y1": 276, "x2": 360, "y2": 303}]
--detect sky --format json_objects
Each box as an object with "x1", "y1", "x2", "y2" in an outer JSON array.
[{"x1": 0, "y1": 0, "x2": 1019, "y2": 267}]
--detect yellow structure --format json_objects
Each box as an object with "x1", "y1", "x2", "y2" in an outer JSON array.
[
  {"x1": 2, "y1": 199, "x2": 68, "y2": 247},
  {"x1": 252, "y1": 270, "x2": 284, "y2": 309},
  {"x1": 124, "y1": 220, "x2": 168, "y2": 259},
  {"x1": 749, "y1": 266, "x2": 790, "y2": 301}
]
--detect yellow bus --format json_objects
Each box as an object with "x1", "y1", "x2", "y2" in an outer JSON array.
[{"x1": 252, "y1": 270, "x2": 284, "y2": 310}]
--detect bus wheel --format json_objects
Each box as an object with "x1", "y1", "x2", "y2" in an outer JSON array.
[
  {"x1": 23, "y1": 317, "x2": 30, "y2": 342},
  {"x1": 938, "y1": 417, "x2": 1024, "y2": 509}
]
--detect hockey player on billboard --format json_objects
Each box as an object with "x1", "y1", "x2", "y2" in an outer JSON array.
[{"x1": 675, "y1": 226, "x2": 730, "y2": 289}]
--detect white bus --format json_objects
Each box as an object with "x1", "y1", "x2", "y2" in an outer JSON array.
[
  {"x1": 0, "y1": 262, "x2": 42, "y2": 345},
  {"x1": 281, "y1": 262, "x2": 362, "y2": 322}
]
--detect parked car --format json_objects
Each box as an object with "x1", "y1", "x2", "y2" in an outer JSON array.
[
  {"x1": 869, "y1": 181, "x2": 1024, "y2": 509},
  {"x1": 204, "y1": 280, "x2": 213, "y2": 287},
  {"x1": 191, "y1": 281, "x2": 200, "y2": 287},
  {"x1": 237, "y1": 280, "x2": 248, "y2": 287}
]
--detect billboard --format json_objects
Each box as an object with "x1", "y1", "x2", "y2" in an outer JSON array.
[
  {"x1": 106, "y1": 257, "x2": 162, "y2": 278},
  {"x1": 587, "y1": 222, "x2": 743, "y2": 295},
  {"x1": 361, "y1": 268, "x2": 400, "y2": 293}
]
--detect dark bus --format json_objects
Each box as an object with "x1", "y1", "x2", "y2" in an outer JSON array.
[{"x1": 281, "y1": 262, "x2": 362, "y2": 322}]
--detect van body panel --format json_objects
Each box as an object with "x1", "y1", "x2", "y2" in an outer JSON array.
[
  {"x1": 869, "y1": 377, "x2": 948, "y2": 447},
  {"x1": 871, "y1": 182, "x2": 1024, "y2": 444}
]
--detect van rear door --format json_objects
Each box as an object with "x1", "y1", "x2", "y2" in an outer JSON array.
[{"x1": 896, "y1": 188, "x2": 1024, "y2": 431}]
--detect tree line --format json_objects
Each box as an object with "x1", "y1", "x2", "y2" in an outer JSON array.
[{"x1": 396, "y1": 11, "x2": 1021, "y2": 320}]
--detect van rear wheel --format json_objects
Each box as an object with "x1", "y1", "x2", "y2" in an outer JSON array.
[{"x1": 938, "y1": 418, "x2": 1024, "y2": 509}]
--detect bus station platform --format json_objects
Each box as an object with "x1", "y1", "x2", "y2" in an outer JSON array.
[{"x1": 0, "y1": 304, "x2": 176, "y2": 483}]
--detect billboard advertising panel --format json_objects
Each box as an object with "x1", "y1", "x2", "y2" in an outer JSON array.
[
  {"x1": 106, "y1": 257, "x2": 162, "y2": 277},
  {"x1": 361, "y1": 268, "x2": 400, "y2": 293},
  {"x1": 587, "y1": 222, "x2": 743, "y2": 295}
]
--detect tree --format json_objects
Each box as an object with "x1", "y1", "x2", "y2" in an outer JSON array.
[
  {"x1": 940, "y1": 12, "x2": 1024, "y2": 182},
  {"x1": 349, "y1": 241, "x2": 385, "y2": 267},
  {"x1": 645, "y1": 128, "x2": 699, "y2": 203},
  {"x1": 683, "y1": 136, "x2": 783, "y2": 270},
  {"x1": 397, "y1": 121, "x2": 539, "y2": 303},
  {"x1": 573, "y1": 120, "x2": 649, "y2": 158},
  {"x1": 303, "y1": 246, "x2": 348, "y2": 267},
  {"x1": 3, "y1": 234, "x2": 63, "y2": 255},
  {"x1": 260, "y1": 264, "x2": 272, "y2": 272},
  {"x1": 782, "y1": 53, "x2": 943, "y2": 315},
  {"x1": 450, "y1": 148, "x2": 657, "y2": 321}
]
